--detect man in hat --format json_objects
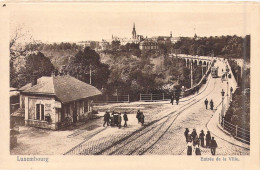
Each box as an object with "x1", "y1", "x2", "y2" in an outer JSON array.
[
  {"x1": 123, "y1": 112, "x2": 128, "y2": 127},
  {"x1": 210, "y1": 99, "x2": 214, "y2": 110},
  {"x1": 191, "y1": 129, "x2": 197, "y2": 141},
  {"x1": 184, "y1": 128, "x2": 189, "y2": 143},
  {"x1": 170, "y1": 96, "x2": 174, "y2": 105},
  {"x1": 103, "y1": 111, "x2": 110, "y2": 127},
  {"x1": 206, "y1": 131, "x2": 212, "y2": 148},
  {"x1": 199, "y1": 130, "x2": 205, "y2": 147},
  {"x1": 118, "y1": 113, "x2": 122, "y2": 129},
  {"x1": 139, "y1": 112, "x2": 145, "y2": 126},
  {"x1": 204, "y1": 98, "x2": 208, "y2": 109},
  {"x1": 210, "y1": 137, "x2": 218, "y2": 155},
  {"x1": 136, "y1": 110, "x2": 141, "y2": 123}
]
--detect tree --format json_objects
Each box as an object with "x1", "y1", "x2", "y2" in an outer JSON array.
[
  {"x1": 61, "y1": 47, "x2": 110, "y2": 89},
  {"x1": 11, "y1": 52, "x2": 55, "y2": 88}
]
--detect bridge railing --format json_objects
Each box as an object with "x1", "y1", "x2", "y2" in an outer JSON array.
[
  {"x1": 139, "y1": 93, "x2": 172, "y2": 101},
  {"x1": 93, "y1": 95, "x2": 130, "y2": 104},
  {"x1": 183, "y1": 59, "x2": 214, "y2": 97},
  {"x1": 218, "y1": 60, "x2": 249, "y2": 144}
]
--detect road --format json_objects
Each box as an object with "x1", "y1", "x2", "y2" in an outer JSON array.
[{"x1": 65, "y1": 59, "x2": 249, "y2": 156}]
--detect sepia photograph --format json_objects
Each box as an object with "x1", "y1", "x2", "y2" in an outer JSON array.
[{"x1": 1, "y1": 1, "x2": 260, "y2": 170}]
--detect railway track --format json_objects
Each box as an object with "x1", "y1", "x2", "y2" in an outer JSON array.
[{"x1": 92, "y1": 78, "x2": 217, "y2": 155}]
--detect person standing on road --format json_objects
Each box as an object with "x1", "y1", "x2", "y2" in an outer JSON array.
[
  {"x1": 123, "y1": 112, "x2": 128, "y2": 127},
  {"x1": 187, "y1": 140, "x2": 192, "y2": 155},
  {"x1": 110, "y1": 112, "x2": 115, "y2": 126},
  {"x1": 184, "y1": 128, "x2": 189, "y2": 143},
  {"x1": 136, "y1": 110, "x2": 141, "y2": 123},
  {"x1": 210, "y1": 137, "x2": 218, "y2": 155},
  {"x1": 170, "y1": 96, "x2": 174, "y2": 105},
  {"x1": 191, "y1": 129, "x2": 197, "y2": 142},
  {"x1": 118, "y1": 113, "x2": 122, "y2": 129},
  {"x1": 199, "y1": 130, "x2": 205, "y2": 147},
  {"x1": 176, "y1": 95, "x2": 180, "y2": 105},
  {"x1": 139, "y1": 112, "x2": 145, "y2": 126},
  {"x1": 210, "y1": 99, "x2": 214, "y2": 110},
  {"x1": 206, "y1": 131, "x2": 212, "y2": 148},
  {"x1": 204, "y1": 98, "x2": 208, "y2": 109},
  {"x1": 103, "y1": 111, "x2": 110, "y2": 127}
]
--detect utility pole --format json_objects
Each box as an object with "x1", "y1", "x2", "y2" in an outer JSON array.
[
  {"x1": 89, "y1": 64, "x2": 92, "y2": 85},
  {"x1": 191, "y1": 62, "x2": 193, "y2": 88}
]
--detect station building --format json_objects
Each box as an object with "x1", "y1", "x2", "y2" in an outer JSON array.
[{"x1": 18, "y1": 75, "x2": 101, "y2": 130}]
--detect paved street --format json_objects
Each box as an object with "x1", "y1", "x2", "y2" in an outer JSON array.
[{"x1": 62, "y1": 59, "x2": 249, "y2": 156}]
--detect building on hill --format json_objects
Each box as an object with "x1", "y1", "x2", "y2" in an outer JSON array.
[
  {"x1": 18, "y1": 75, "x2": 102, "y2": 130},
  {"x1": 139, "y1": 38, "x2": 158, "y2": 51}
]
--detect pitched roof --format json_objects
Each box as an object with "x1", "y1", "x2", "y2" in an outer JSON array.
[{"x1": 19, "y1": 75, "x2": 102, "y2": 103}]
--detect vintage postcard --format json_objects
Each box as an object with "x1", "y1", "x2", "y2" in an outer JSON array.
[{"x1": 0, "y1": 1, "x2": 259, "y2": 170}]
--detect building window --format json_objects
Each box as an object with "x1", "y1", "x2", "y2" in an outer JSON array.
[{"x1": 35, "y1": 104, "x2": 44, "y2": 120}]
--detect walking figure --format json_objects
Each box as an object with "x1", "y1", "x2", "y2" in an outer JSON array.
[
  {"x1": 110, "y1": 112, "x2": 115, "y2": 126},
  {"x1": 123, "y1": 112, "x2": 128, "y2": 127},
  {"x1": 118, "y1": 113, "x2": 122, "y2": 129},
  {"x1": 191, "y1": 129, "x2": 197, "y2": 142},
  {"x1": 103, "y1": 111, "x2": 110, "y2": 127},
  {"x1": 136, "y1": 110, "x2": 141, "y2": 123},
  {"x1": 199, "y1": 130, "x2": 205, "y2": 147},
  {"x1": 210, "y1": 137, "x2": 218, "y2": 155},
  {"x1": 187, "y1": 140, "x2": 192, "y2": 155},
  {"x1": 184, "y1": 128, "x2": 189, "y2": 143},
  {"x1": 170, "y1": 96, "x2": 174, "y2": 105},
  {"x1": 204, "y1": 98, "x2": 208, "y2": 109},
  {"x1": 206, "y1": 131, "x2": 211, "y2": 148},
  {"x1": 139, "y1": 112, "x2": 145, "y2": 126},
  {"x1": 196, "y1": 86, "x2": 199, "y2": 94},
  {"x1": 176, "y1": 95, "x2": 180, "y2": 105},
  {"x1": 194, "y1": 143, "x2": 201, "y2": 155},
  {"x1": 210, "y1": 99, "x2": 214, "y2": 110}
]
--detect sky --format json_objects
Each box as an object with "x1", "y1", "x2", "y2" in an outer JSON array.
[{"x1": 9, "y1": 2, "x2": 252, "y2": 43}]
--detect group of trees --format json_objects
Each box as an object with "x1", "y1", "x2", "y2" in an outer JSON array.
[{"x1": 173, "y1": 35, "x2": 250, "y2": 61}]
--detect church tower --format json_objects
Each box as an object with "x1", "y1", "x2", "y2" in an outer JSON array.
[{"x1": 132, "y1": 23, "x2": 137, "y2": 39}]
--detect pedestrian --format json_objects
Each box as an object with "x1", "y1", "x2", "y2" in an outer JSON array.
[
  {"x1": 206, "y1": 131, "x2": 211, "y2": 148},
  {"x1": 187, "y1": 140, "x2": 192, "y2": 155},
  {"x1": 194, "y1": 143, "x2": 201, "y2": 155},
  {"x1": 139, "y1": 112, "x2": 145, "y2": 126},
  {"x1": 210, "y1": 137, "x2": 218, "y2": 155},
  {"x1": 210, "y1": 100, "x2": 214, "y2": 110},
  {"x1": 118, "y1": 113, "x2": 122, "y2": 129},
  {"x1": 123, "y1": 112, "x2": 128, "y2": 127},
  {"x1": 136, "y1": 110, "x2": 141, "y2": 123},
  {"x1": 110, "y1": 112, "x2": 115, "y2": 126},
  {"x1": 176, "y1": 95, "x2": 180, "y2": 105},
  {"x1": 184, "y1": 128, "x2": 189, "y2": 143},
  {"x1": 199, "y1": 130, "x2": 205, "y2": 147},
  {"x1": 196, "y1": 86, "x2": 199, "y2": 94},
  {"x1": 103, "y1": 111, "x2": 110, "y2": 127},
  {"x1": 170, "y1": 96, "x2": 174, "y2": 105},
  {"x1": 204, "y1": 98, "x2": 208, "y2": 109},
  {"x1": 191, "y1": 128, "x2": 197, "y2": 141}
]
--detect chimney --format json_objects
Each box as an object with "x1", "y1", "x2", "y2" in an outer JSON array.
[{"x1": 31, "y1": 76, "x2": 37, "y2": 86}]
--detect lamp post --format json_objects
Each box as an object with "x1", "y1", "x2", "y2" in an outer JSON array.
[
  {"x1": 221, "y1": 89, "x2": 225, "y2": 118},
  {"x1": 230, "y1": 87, "x2": 233, "y2": 101},
  {"x1": 226, "y1": 81, "x2": 229, "y2": 96}
]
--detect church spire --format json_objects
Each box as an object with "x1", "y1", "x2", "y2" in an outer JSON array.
[{"x1": 132, "y1": 22, "x2": 137, "y2": 39}]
